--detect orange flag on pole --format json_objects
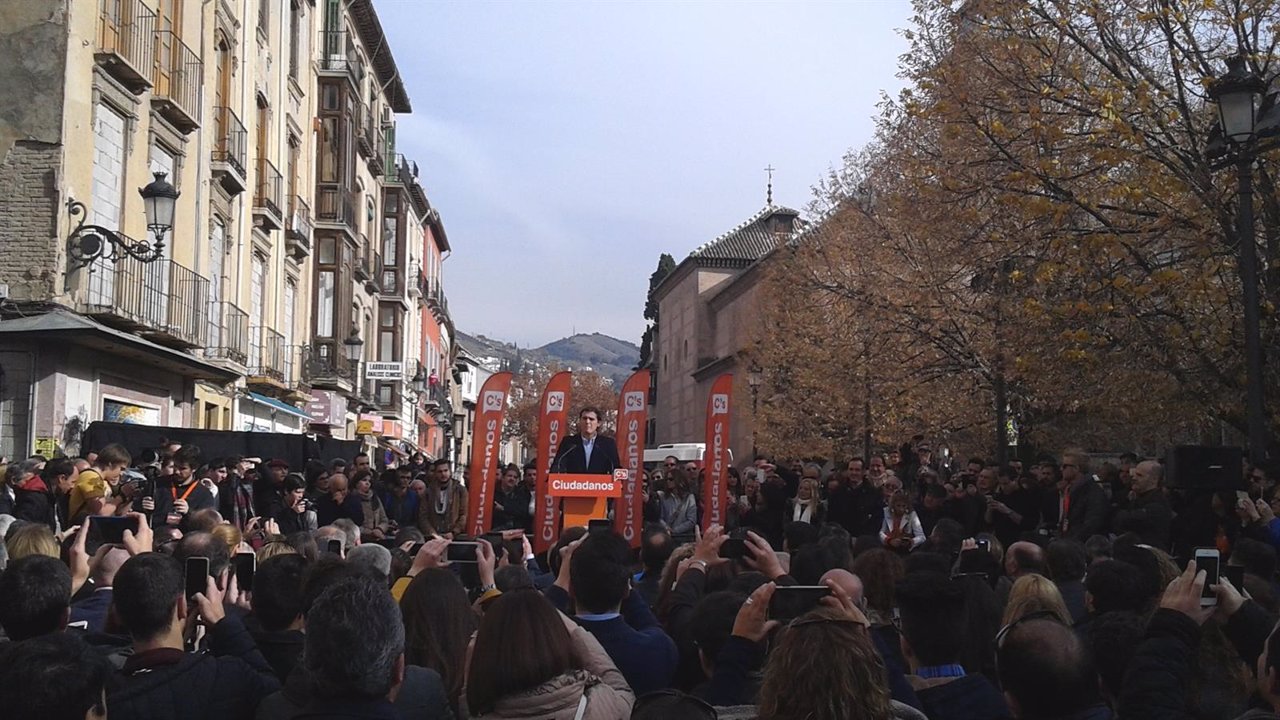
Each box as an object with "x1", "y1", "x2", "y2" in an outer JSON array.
[
  {"x1": 534, "y1": 371, "x2": 573, "y2": 553},
  {"x1": 465, "y1": 372, "x2": 513, "y2": 536},
  {"x1": 614, "y1": 369, "x2": 650, "y2": 547},
  {"x1": 701, "y1": 373, "x2": 733, "y2": 530}
]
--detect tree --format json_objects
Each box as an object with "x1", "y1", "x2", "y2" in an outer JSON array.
[
  {"x1": 505, "y1": 365, "x2": 621, "y2": 449},
  {"x1": 638, "y1": 253, "x2": 677, "y2": 368}
]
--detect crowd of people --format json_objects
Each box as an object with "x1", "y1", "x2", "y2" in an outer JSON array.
[{"x1": 0, "y1": 435, "x2": 1278, "y2": 720}]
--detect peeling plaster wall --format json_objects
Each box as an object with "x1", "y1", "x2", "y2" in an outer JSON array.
[{"x1": 0, "y1": 1, "x2": 67, "y2": 302}]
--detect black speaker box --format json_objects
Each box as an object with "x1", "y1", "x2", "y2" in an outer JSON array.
[{"x1": 1164, "y1": 445, "x2": 1244, "y2": 491}]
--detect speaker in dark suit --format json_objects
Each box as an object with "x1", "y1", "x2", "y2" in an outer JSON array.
[{"x1": 551, "y1": 407, "x2": 621, "y2": 475}]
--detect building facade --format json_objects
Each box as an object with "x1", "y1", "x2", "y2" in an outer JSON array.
[
  {"x1": 0, "y1": 0, "x2": 454, "y2": 460},
  {"x1": 650, "y1": 204, "x2": 803, "y2": 465}
]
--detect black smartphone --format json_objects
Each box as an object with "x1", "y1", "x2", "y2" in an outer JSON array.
[
  {"x1": 233, "y1": 552, "x2": 256, "y2": 592},
  {"x1": 1224, "y1": 565, "x2": 1245, "y2": 590},
  {"x1": 446, "y1": 541, "x2": 479, "y2": 563},
  {"x1": 408, "y1": 542, "x2": 425, "y2": 557},
  {"x1": 719, "y1": 537, "x2": 747, "y2": 561},
  {"x1": 976, "y1": 538, "x2": 991, "y2": 553},
  {"x1": 588, "y1": 519, "x2": 612, "y2": 535},
  {"x1": 769, "y1": 585, "x2": 832, "y2": 622},
  {"x1": 326, "y1": 539, "x2": 343, "y2": 555},
  {"x1": 185, "y1": 557, "x2": 210, "y2": 599},
  {"x1": 89, "y1": 515, "x2": 138, "y2": 545}
]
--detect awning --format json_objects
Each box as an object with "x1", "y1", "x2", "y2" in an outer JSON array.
[
  {"x1": 244, "y1": 392, "x2": 311, "y2": 420},
  {"x1": 0, "y1": 308, "x2": 239, "y2": 382}
]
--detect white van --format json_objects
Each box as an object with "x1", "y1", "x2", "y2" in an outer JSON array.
[{"x1": 643, "y1": 443, "x2": 734, "y2": 467}]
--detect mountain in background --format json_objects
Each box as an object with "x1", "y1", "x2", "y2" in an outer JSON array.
[{"x1": 457, "y1": 331, "x2": 641, "y2": 386}]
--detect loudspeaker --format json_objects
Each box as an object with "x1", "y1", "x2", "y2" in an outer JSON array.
[{"x1": 1164, "y1": 445, "x2": 1244, "y2": 491}]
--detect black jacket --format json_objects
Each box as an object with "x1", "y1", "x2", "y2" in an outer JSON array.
[
  {"x1": 249, "y1": 627, "x2": 305, "y2": 681},
  {"x1": 255, "y1": 663, "x2": 453, "y2": 720},
  {"x1": 492, "y1": 484, "x2": 533, "y2": 531},
  {"x1": 552, "y1": 434, "x2": 621, "y2": 475},
  {"x1": 1113, "y1": 490, "x2": 1173, "y2": 551},
  {"x1": 107, "y1": 614, "x2": 280, "y2": 720},
  {"x1": 1119, "y1": 608, "x2": 1200, "y2": 720},
  {"x1": 12, "y1": 478, "x2": 58, "y2": 530},
  {"x1": 1063, "y1": 479, "x2": 1110, "y2": 541},
  {"x1": 314, "y1": 493, "x2": 365, "y2": 528},
  {"x1": 912, "y1": 675, "x2": 1010, "y2": 720}
]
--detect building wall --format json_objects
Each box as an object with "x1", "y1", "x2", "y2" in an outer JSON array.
[{"x1": 654, "y1": 266, "x2": 734, "y2": 447}]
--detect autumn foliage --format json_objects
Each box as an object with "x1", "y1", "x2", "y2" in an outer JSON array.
[
  {"x1": 506, "y1": 365, "x2": 620, "y2": 449},
  {"x1": 754, "y1": 0, "x2": 1279, "y2": 458}
]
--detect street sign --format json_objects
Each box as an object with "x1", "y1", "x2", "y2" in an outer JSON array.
[{"x1": 365, "y1": 361, "x2": 403, "y2": 380}]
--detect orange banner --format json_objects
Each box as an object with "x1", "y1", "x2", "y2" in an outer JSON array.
[
  {"x1": 465, "y1": 372, "x2": 513, "y2": 536},
  {"x1": 534, "y1": 371, "x2": 573, "y2": 553},
  {"x1": 701, "y1": 373, "x2": 733, "y2": 530},
  {"x1": 614, "y1": 369, "x2": 650, "y2": 547}
]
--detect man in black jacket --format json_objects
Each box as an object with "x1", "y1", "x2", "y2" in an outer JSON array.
[
  {"x1": 1057, "y1": 450, "x2": 1110, "y2": 541},
  {"x1": 897, "y1": 572, "x2": 1010, "y2": 720},
  {"x1": 551, "y1": 406, "x2": 621, "y2": 475},
  {"x1": 1113, "y1": 460, "x2": 1173, "y2": 551},
  {"x1": 998, "y1": 615, "x2": 1111, "y2": 720},
  {"x1": 107, "y1": 553, "x2": 280, "y2": 720},
  {"x1": 12, "y1": 458, "x2": 75, "y2": 531}
]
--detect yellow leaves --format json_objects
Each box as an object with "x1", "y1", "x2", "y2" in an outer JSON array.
[{"x1": 1152, "y1": 268, "x2": 1183, "y2": 284}]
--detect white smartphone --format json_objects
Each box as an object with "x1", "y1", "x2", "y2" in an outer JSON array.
[{"x1": 1194, "y1": 547, "x2": 1220, "y2": 607}]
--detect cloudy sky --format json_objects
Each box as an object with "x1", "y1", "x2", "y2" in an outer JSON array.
[{"x1": 377, "y1": 1, "x2": 913, "y2": 348}]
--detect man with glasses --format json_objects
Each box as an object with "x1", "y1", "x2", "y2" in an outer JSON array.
[
  {"x1": 1056, "y1": 450, "x2": 1109, "y2": 541},
  {"x1": 551, "y1": 407, "x2": 621, "y2": 475}
]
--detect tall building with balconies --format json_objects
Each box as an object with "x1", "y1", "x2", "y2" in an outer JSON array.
[
  {"x1": 0, "y1": 0, "x2": 322, "y2": 456},
  {"x1": 303, "y1": 0, "x2": 416, "y2": 448}
]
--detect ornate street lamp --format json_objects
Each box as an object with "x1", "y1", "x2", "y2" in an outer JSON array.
[
  {"x1": 342, "y1": 329, "x2": 364, "y2": 364},
  {"x1": 67, "y1": 172, "x2": 179, "y2": 268},
  {"x1": 1209, "y1": 54, "x2": 1270, "y2": 465},
  {"x1": 410, "y1": 366, "x2": 427, "y2": 397}
]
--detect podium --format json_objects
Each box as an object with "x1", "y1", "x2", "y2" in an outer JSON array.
[{"x1": 548, "y1": 471, "x2": 626, "y2": 530}]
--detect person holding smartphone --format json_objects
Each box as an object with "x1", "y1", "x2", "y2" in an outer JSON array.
[{"x1": 272, "y1": 474, "x2": 318, "y2": 535}]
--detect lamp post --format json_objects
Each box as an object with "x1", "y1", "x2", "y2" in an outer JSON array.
[
  {"x1": 67, "y1": 171, "x2": 179, "y2": 268},
  {"x1": 1209, "y1": 54, "x2": 1270, "y2": 465},
  {"x1": 343, "y1": 329, "x2": 364, "y2": 394}
]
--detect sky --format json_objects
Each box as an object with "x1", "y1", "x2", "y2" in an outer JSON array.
[{"x1": 376, "y1": 0, "x2": 914, "y2": 348}]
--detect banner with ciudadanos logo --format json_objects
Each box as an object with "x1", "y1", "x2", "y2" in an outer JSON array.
[
  {"x1": 614, "y1": 369, "x2": 650, "y2": 547},
  {"x1": 534, "y1": 371, "x2": 573, "y2": 553},
  {"x1": 466, "y1": 371, "x2": 513, "y2": 536},
  {"x1": 701, "y1": 373, "x2": 733, "y2": 530}
]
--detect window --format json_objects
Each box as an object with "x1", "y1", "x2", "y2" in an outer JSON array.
[
  {"x1": 258, "y1": 0, "x2": 269, "y2": 36},
  {"x1": 208, "y1": 218, "x2": 226, "y2": 347},
  {"x1": 148, "y1": 144, "x2": 177, "y2": 246},
  {"x1": 318, "y1": 236, "x2": 335, "y2": 264},
  {"x1": 88, "y1": 102, "x2": 127, "y2": 306},
  {"x1": 319, "y1": 117, "x2": 341, "y2": 182},
  {"x1": 316, "y1": 271, "x2": 334, "y2": 337},
  {"x1": 289, "y1": 1, "x2": 302, "y2": 80}
]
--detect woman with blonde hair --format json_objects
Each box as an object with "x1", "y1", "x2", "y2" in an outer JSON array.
[
  {"x1": 5, "y1": 522, "x2": 60, "y2": 561},
  {"x1": 209, "y1": 522, "x2": 245, "y2": 555},
  {"x1": 787, "y1": 477, "x2": 824, "y2": 525},
  {"x1": 1001, "y1": 573, "x2": 1073, "y2": 627}
]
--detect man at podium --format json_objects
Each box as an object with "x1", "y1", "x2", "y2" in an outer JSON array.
[{"x1": 552, "y1": 407, "x2": 621, "y2": 474}]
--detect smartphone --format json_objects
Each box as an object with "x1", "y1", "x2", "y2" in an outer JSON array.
[
  {"x1": 587, "y1": 519, "x2": 612, "y2": 535},
  {"x1": 1194, "y1": 547, "x2": 1220, "y2": 607},
  {"x1": 326, "y1": 539, "x2": 343, "y2": 555},
  {"x1": 233, "y1": 552, "x2": 256, "y2": 592},
  {"x1": 1224, "y1": 565, "x2": 1245, "y2": 590},
  {"x1": 446, "y1": 541, "x2": 479, "y2": 563},
  {"x1": 769, "y1": 586, "x2": 832, "y2": 621},
  {"x1": 1237, "y1": 490, "x2": 1252, "y2": 504},
  {"x1": 89, "y1": 515, "x2": 138, "y2": 545},
  {"x1": 976, "y1": 538, "x2": 991, "y2": 553},
  {"x1": 719, "y1": 537, "x2": 747, "y2": 561},
  {"x1": 185, "y1": 556, "x2": 210, "y2": 599},
  {"x1": 408, "y1": 542, "x2": 425, "y2": 557}
]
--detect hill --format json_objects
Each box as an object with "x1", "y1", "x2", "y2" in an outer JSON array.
[{"x1": 456, "y1": 331, "x2": 641, "y2": 386}]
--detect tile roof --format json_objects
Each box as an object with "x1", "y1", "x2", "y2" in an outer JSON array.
[{"x1": 689, "y1": 204, "x2": 802, "y2": 262}]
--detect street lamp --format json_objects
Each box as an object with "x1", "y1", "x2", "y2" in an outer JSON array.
[
  {"x1": 1208, "y1": 54, "x2": 1271, "y2": 465},
  {"x1": 410, "y1": 366, "x2": 427, "y2": 397},
  {"x1": 342, "y1": 329, "x2": 364, "y2": 363},
  {"x1": 66, "y1": 171, "x2": 179, "y2": 268}
]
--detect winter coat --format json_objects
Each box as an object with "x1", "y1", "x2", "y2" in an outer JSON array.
[
  {"x1": 107, "y1": 614, "x2": 280, "y2": 720},
  {"x1": 468, "y1": 613, "x2": 634, "y2": 720},
  {"x1": 1118, "y1": 608, "x2": 1200, "y2": 720},
  {"x1": 12, "y1": 475, "x2": 57, "y2": 529}
]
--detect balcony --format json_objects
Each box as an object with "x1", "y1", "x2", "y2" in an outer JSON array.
[
  {"x1": 304, "y1": 344, "x2": 357, "y2": 391},
  {"x1": 253, "y1": 158, "x2": 284, "y2": 230},
  {"x1": 151, "y1": 30, "x2": 201, "y2": 132},
  {"x1": 286, "y1": 195, "x2": 313, "y2": 259},
  {"x1": 206, "y1": 301, "x2": 250, "y2": 365},
  {"x1": 315, "y1": 184, "x2": 357, "y2": 240},
  {"x1": 96, "y1": 0, "x2": 155, "y2": 91},
  {"x1": 317, "y1": 30, "x2": 363, "y2": 91},
  {"x1": 426, "y1": 281, "x2": 451, "y2": 328},
  {"x1": 80, "y1": 252, "x2": 210, "y2": 349},
  {"x1": 357, "y1": 107, "x2": 381, "y2": 160},
  {"x1": 211, "y1": 106, "x2": 247, "y2": 194},
  {"x1": 249, "y1": 326, "x2": 288, "y2": 387}
]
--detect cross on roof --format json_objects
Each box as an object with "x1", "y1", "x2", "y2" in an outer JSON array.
[{"x1": 764, "y1": 165, "x2": 775, "y2": 205}]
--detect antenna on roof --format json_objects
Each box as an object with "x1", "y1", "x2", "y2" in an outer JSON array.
[{"x1": 764, "y1": 164, "x2": 775, "y2": 206}]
